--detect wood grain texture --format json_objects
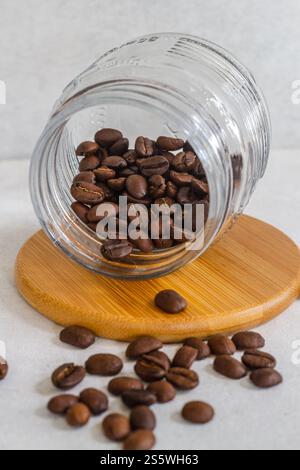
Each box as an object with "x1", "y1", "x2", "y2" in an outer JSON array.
[{"x1": 15, "y1": 215, "x2": 300, "y2": 342}]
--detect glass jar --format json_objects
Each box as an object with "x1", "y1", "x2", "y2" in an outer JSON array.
[{"x1": 30, "y1": 33, "x2": 271, "y2": 280}]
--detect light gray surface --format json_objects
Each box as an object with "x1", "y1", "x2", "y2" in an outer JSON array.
[
  {"x1": 0, "y1": 0, "x2": 300, "y2": 160},
  {"x1": 0, "y1": 150, "x2": 299, "y2": 450}
]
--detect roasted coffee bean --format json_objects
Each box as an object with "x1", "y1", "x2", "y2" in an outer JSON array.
[
  {"x1": 85, "y1": 354, "x2": 123, "y2": 376},
  {"x1": 79, "y1": 388, "x2": 108, "y2": 415},
  {"x1": 76, "y1": 141, "x2": 100, "y2": 156},
  {"x1": 184, "y1": 338, "x2": 211, "y2": 360},
  {"x1": 66, "y1": 403, "x2": 91, "y2": 427},
  {"x1": 214, "y1": 355, "x2": 248, "y2": 379},
  {"x1": 122, "y1": 390, "x2": 157, "y2": 408},
  {"x1": 95, "y1": 181, "x2": 114, "y2": 200},
  {"x1": 182, "y1": 401, "x2": 214, "y2": 424},
  {"x1": 109, "y1": 138, "x2": 129, "y2": 156},
  {"x1": 101, "y1": 239, "x2": 133, "y2": 260},
  {"x1": 102, "y1": 156, "x2": 127, "y2": 170},
  {"x1": 59, "y1": 325, "x2": 95, "y2": 349},
  {"x1": 51, "y1": 363, "x2": 86, "y2": 390},
  {"x1": 242, "y1": 350, "x2": 276, "y2": 370},
  {"x1": 123, "y1": 430, "x2": 155, "y2": 451},
  {"x1": 232, "y1": 331, "x2": 265, "y2": 350},
  {"x1": 149, "y1": 175, "x2": 166, "y2": 198},
  {"x1": 126, "y1": 336, "x2": 163, "y2": 359},
  {"x1": 123, "y1": 150, "x2": 138, "y2": 165},
  {"x1": 94, "y1": 166, "x2": 116, "y2": 182},
  {"x1": 123, "y1": 191, "x2": 152, "y2": 206},
  {"x1": 183, "y1": 141, "x2": 194, "y2": 152},
  {"x1": 73, "y1": 171, "x2": 96, "y2": 184},
  {"x1": 119, "y1": 167, "x2": 137, "y2": 177},
  {"x1": 87, "y1": 202, "x2": 119, "y2": 223},
  {"x1": 154, "y1": 196, "x2": 175, "y2": 208},
  {"x1": 95, "y1": 128, "x2": 123, "y2": 148},
  {"x1": 130, "y1": 406, "x2": 156, "y2": 431},
  {"x1": 157, "y1": 136, "x2": 184, "y2": 151},
  {"x1": 0, "y1": 359, "x2": 8, "y2": 380},
  {"x1": 155, "y1": 290, "x2": 187, "y2": 314},
  {"x1": 147, "y1": 381, "x2": 176, "y2": 403},
  {"x1": 153, "y1": 239, "x2": 174, "y2": 249},
  {"x1": 126, "y1": 174, "x2": 148, "y2": 199},
  {"x1": 135, "y1": 136, "x2": 154, "y2": 157},
  {"x1": 71, "y1": 202, "x2": 89, "y2": 223},
  {"x1": 161, "y1": 151, "x2": 175, "y2": 165},
  {"x1": 250, "y1": 368, "x2": 283, "y2": 388},
  {"x1": 172, "y1": 346, "x2": 198, "y2": 369},
  {"x1": 166, "y1": 181, "x2": 178, "y2": 198},
  {"x1": 79, "y1": 154, "x2": 101, "y2": 172},
  {"x1": 193, "y1": 159, "x2": 206, "y2": 177},
  {"x1": 47, "y1": 394, "x2": 79, "y2": 415},
  {"x1": 107, "y1": 177, "x2": 126, "y2": 192},
  {"x1": 167, "y1": 367, "x2": 199, "y2": 390},
  {"x1": 71, "y1": 182, "x2": 105, "y2": 205},
  {"x1": 130, "y1": 236, "x2": 154, "y2": 253},
  {"x1": 108, "y1": 377, "x2": 144, "y2": 396},
  {"x1": 135, "y1": 351, "x2": 170, "y2": 382},
  {"x1": 191, "y1": 178, "x2": 209, "y2": 196},
  {"x1": 138, "y1": 156, "x2": 169, "y2": 176},
  {"x1": 103, "y1": 413, "x2": 131, "y2": 442},
  {"x1": 176, "y1": 186, "x2": 196, "y2": 205},
  {"x1": 208, "y1": 335, "x2": 236, "y2": 356},
  {"x1": 172, "y1": 151, "x2": 196, "y2": 172}
]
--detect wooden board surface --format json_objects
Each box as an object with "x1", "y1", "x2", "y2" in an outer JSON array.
[{"x1": 15, "y1": 215, "x2": 300, "y2": 342}]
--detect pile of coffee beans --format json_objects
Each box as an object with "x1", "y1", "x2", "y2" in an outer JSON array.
[
  {"x1": 45, "y1": 322, "x2": 282, "y2": 450},
  {"x1": 70, "y1": 129, "x2": 209, "y2": 260}
]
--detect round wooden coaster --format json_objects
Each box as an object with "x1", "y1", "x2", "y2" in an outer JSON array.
[{"x1": 15, "y1": 215, "x2": 300, "y2": 342}]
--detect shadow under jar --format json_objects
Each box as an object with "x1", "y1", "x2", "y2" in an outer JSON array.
[{"x1": 30, "y1": 33, "x2": 271, "y2": 280}]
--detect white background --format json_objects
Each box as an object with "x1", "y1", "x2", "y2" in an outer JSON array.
[{"x1": 0, "y1": 0, "x2": 300, "y2": 158}]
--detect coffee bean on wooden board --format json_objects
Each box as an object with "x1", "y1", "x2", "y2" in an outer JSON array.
[
  {"x1": 214, "y1": 355, "x2": 248, "y2": 380},
  {"x1": 156, "y1": 136, "x2": 184, "y2": 151},
  {"x1": 0, "y1": 358, "x2": 8, "y2": 380},
  {"x1": 184, "y1": 338, "x2": 211, "y2": 360},
  {"x1": 130, "y1": 405, "x2": 156, "y2": 431},
  {"x1": 242, "y1": 350, "x2": 277, "y2": 370},
  {"x1": 108, "y1": 377, "x2": 144, "y2": 396},
  {"x1": 250, "y1": 369, "x2": 283, "y2": 389},
  {"x1": 147, "y1": 381, "x2": 176, "y2": 403},
  {"x1": 121, "y1": 390, "x2": 157, "y2": 408},
  {"x1": 155, "y1": 290, "x2": 187, "y2": 313},
  {"x1": 208, "y1": 335, "x2": 236, "y2": 356},
  {"x1": 232, "y1": 331, "x2": 265, "y2": 350},
  {"x1": 172, "y1": 346, "x2": 198, "y2": 369},
  {"x1": 85, "y1": 354, "x2": 123, "y2": 376},
  {"x1": 102, "y1": 413, "x2": 131, "y2": 442},
  {"x1": 66, "y1": 403, "x2": 91, "y2": 427},
  {"x1": 48, "y1": 395, "x2": 79, "y2": 415},
  {"x1": 95, "y1": 128, "x2": 123, "y2": 148},
  {"x1": 182, "y1": 401, "x2": 215, "y2": 424},
  {"x1": 79, "y1": 388, "x2": 108, "y2": 415},
  {"x1": 59, "y1": 325, "x2": 95, "y2": 349},
  {"x1": 51, "y1": 363, "x2": 86, "y2": 390},
  {"x1": 166, "y1": 367, "x2": 199, "y2": 390},
  {"x1": 123, "y1": 430, "x2": 156, "y2": 451},
  {"x1": 134, "y1": 351, "x2": 170, "y2": 382},
  {"x1": 126, "y1": 336, "x2": 163, "y2": 359}
]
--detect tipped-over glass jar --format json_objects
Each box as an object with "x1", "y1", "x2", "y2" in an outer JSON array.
[{"x1": 30, "y1": 33, "x2": 271, "y2": 280}]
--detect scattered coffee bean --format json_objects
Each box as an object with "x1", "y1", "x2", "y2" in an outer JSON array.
[
  {"x1": 232, "y1": 331, "x2": 265, "y2": 350},
  {"x1": 71, "y1": 182, "x2": 105, "y2": 206},
  {"x1": 126, "y1": 336, "x2": 163, "y2": 359},
  {"x1": 166, "y1": 367, "x2": 199, "y2": 390},
  {"x1": 172, "y1": 346, "x2": 198, "y2": 369},
  {"x1": 123, "y1": 429, "x2": 155, "y2": 451},
  {"x1": 147, "y1": 381, "x2": 176, "y2": 403},
  {"x1": 47, "y1": 395, "x2": 79, "y2": 415},
  {"x1": 184, "y1": 338, "x2": 211, "y2": 360},
  {"x1": 85, "y1": 354, "x2": 123, "y2": 376},
  {"x1": 155, "y1": 290, "x2": 187, "y2": 313},
  {"x1": 51, "y1": 363, "x2": 86, "y2": 390},
  {"x1": 182, "y1": 401, "x2": 214, "y2": 424},
  {"x1": 59, "y1": 325, "x2": 95, "y2": 349},
  {"x1": 102, "y1": 413, "x2": 131, "y2": 442},
  {"x1": 95, "y1": 128, "x2": 123, "y2": 148},
  {"x1": 157, "y1": 136, "x2": 184, "y2": 151},
  {"x1": 214, "y1": 355, "x2": 248, "y2": 379},
  {"x1": 66, "y1": 403, "x2": 91, "y2": 427},
  {"x1": 0, "y1": 359, "x2": 8, "y2": 380},
  {"x1": 76, "y1": 141, "x2": 100, "y2": 156},
  {"x1": 242, "y1": 350, "x2": 276, "y2": 370},
  {"x1": 79, "y1": 388, "x2": 108, "y2": 415},
  {"x1": 101, "y1": 239, "x2": 133, "y2": 260},
  {"x1": 208, "y1": 335, "x2": 236, "y2": 356},
  {"x1": 108, "y1": 377, "x2": 144, "y2": 396},
  {"x1": 250, "y1": 368, "x2": 283, "y2": 388},
  {"x1": 130, "y1": 405, "x2": 156, "y2": 431},
  {"x1": 121, "y1": 390, "x2": 157, "y2": 408},
  {"x1": 135, "y1": 351, "x2": 170, "y2": 382}
]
